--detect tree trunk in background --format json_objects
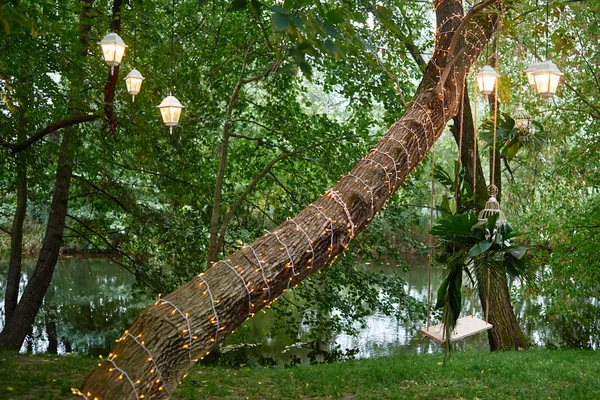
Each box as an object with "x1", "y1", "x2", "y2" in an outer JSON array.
[
  {"x1": 0, "y1": 0, "x2": 126, "y2": 352},
  {"x1": 4, "y1": 151, "x2": 27, "y2": 326},
  {"x1": 77, "y1": 2, "x2": 501, "y2": 398},
  {"x1": 452, "y1": 83, "x2": 529, "y2": 351},
  {"x1": 0, "y1": 129, "x2": 75, "y2": 350}
]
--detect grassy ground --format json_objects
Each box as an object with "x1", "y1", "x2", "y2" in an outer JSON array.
[{"x1": 1, "y1": 349, "x2": 599, "y2": 399}]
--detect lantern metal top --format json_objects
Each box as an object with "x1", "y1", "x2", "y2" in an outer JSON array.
[
  {"x1": 124, "y1": 68, "x2": 145, "y2": 81},
  {"x1": 477, "y1": 65, "x2": 497, "y2": 79},
  {"x1": 99, "y1": 32, "x2": 128, "y2": 48},
  {"x1": 534, "y1": 60, "x2": 563, "y2": 77},
  {"x1": 157, "y1": 94, "x2": 184, "y2": 109}
]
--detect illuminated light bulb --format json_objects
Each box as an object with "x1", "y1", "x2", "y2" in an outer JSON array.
[
  {"x1": 532, "y1": 60, "x2": 563, "y2": 100},
  {"x1": 525, "y1": 61, "x2": 539, "y2": 87},
  {"x1": 99, "y1": 32, "x2": 127, "y2": 75},
  {"x1": 124, "y1": 68, "x2": 144, "y2": 101},
  {"x1": 476, "y1": 65, "x2": 497, "y2": 96},
  {"x1": 157, "y1": 93, "x2": 184, "y2": 135}
]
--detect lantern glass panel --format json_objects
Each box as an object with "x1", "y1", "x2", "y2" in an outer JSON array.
[
  {"x1": 476, "y1": 66, "x2": 497, "y2": 95},
  {"x1": 526, "y1": 62, "x2": 538, "y2": 87},
  {"x1": 126, "y1": 76, "x2": 143, "y2": 95},
  {"x1": 160, "y1": 107, "x2": 182, "y2": 126}
]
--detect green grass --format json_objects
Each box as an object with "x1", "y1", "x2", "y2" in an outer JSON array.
[{"x1": 1, "y1": 349, "x2": 599, "y2": 399}]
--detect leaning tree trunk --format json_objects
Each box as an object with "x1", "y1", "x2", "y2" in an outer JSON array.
[
  {"x1": 0, "y1": 0, "x2": 96, "y2": 350},
  {"x1": 77, "y1": 1, "x2": 501, "y2": 398},
  {"x1": 451, "y1": 83, "x2": 529, "y2": 351},
  {"x1": 0, "y1": 129, "x2": 75, "y2": 350}
]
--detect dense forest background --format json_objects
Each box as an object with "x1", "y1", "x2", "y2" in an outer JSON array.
[{"x1": 1, "y1": 0, "x2": 599, "y2": 358}]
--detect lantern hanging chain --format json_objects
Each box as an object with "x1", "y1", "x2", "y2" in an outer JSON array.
[
  {"x1": 545, "y1": 0, "x2": 549, "y2": 60},
  {"x1": 533, "y1": 0, "x2": 538, "y2": 59},
  {"x1": 170, "y1": 0, "x2": 175, "y2": 94},
  {"x1": 133, "y1": 12, "x2": 137, "y2": 68},
  {"x1": 491, "y1": 19, "x2": 501, "y2": 193}
]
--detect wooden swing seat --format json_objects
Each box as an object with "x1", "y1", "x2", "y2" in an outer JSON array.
[{"x1": 420, "y1": 316, "x2": 493, "y2": 344}]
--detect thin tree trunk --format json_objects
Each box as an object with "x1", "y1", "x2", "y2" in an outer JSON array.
[
  {"x1": 207, "y1": 45, "x2": 255, "y2": 265},
  {"x1": 0, "y1": 129, "x2": 75, "y2": 350},
  {"x1": 0, "y1": 0, "x2": 96, "y2": 350},
  {"x1": 77, "y1": 2, "x2": 501, "y2": 398},
  {"x1": 4, "y1": 151, "x2": 27, "y2": 325}
]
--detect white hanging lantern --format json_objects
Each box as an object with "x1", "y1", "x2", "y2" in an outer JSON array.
[
  {"x1": 513, "y1": 102, "x2": 531, "y2": 132},
  {"x1": 533, "y1": 60, "x2": 563, "y2": 100},
  {"x1": 476, "y1": 65, "x2": 498, "y2": 96},
  {"x1": 99, "y1": 32, "x2": 128, "y2": 75},
  {"x1": 157, "y1": 93, "x2": 184, "y2": 134},
  {"x1": 124, "y1": 68, "x2": 145, "y2": 102},
  {"x1": 525, "y1": 61, "x2": 539, "y2": 88}
]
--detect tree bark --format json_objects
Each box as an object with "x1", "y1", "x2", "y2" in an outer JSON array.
[
  {"x1": 4, "y1": 151, "x2": 27, "y2": 326},
  {"x1": 77, "y1": 2, "x2": 501, "y2": 398}
]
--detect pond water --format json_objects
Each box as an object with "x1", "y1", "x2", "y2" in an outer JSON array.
[{"x1": 0, "y1": 256, "x2": 542, "y2": 362}]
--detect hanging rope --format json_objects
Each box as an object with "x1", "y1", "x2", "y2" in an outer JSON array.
[
  {"x1": 486, "y1": 17, "x2": 502, "y2": 326},
  {"x1": 455, "y1": 81, "x2": 466, "y2": 214},
  {"x1": 170, "y1": 0, "x2": 175, "y2": 93},
  {"x1": 472, "y1": 69, "x2": 478, "y2": 319},
  {"x1": 426, "y1": 144, "x2": 435, "y2": 331}
]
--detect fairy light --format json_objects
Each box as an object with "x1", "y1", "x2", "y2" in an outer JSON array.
[
  {"x1": 327, "y1": 189, "x2": 355, "y2": 239},
  {"x1": 398, "y1": 121, "x2": 425, "y2": 158},
  {"x1": 117, "y1": 332, "x2": 169, "y2": 399},
  {"x1": 308, "y1": 204, "x2": 334, "y2": 261},
  {"x1": 196, "y1": 274, "x2": 220, "y2": 340},
  {"x1": 219, "y1": 259, "x2": 253, "y2": 315},
  {"x1": 105, "y1": 357, "x2": 140, "y2": 399},
  {"x1": 411, "y1": 102, "x2": 436, "y2": 143},
  {"x1": 155, "y1": 299, "x2": 193, "y2": 364},
  {"x1": 363, "y1": 156, "x2": 393, "y2": 193},
  {"x1": 268, "y1": 229, "x2": 298, "y2": 290},
  {"x1": 290, "y1": 218, "x2": 315, "y2": 269},
  {"x1": 370, "y1": 148, "x2": 401, "y2": 189},
  {"x1": 242, "y1": 243, "x2": 271, "y2": 303},
  {"x1": 347, "y1": 173, "x2": 375, "y2": 211}
]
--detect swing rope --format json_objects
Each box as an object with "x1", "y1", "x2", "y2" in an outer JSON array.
[
  {"x1": 426, "y1": 144, "x2": 435, "y2": 330},
  {"x1": 486, "y1": 18, "x2": 502, "y2": 325}
]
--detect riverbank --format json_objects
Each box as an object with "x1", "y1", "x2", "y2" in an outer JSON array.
[{"x1": 1, "y1": 348, "x2": 598, "y2": 399}]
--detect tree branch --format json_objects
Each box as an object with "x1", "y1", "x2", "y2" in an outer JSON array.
[
  {"x1": 215, "y1": 134, "x2": 357, "y2": 254},
  {"x1": 1, "y1": 114, "x2": 101, "y2": 154}
]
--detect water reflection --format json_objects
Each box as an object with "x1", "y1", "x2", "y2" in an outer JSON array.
[
  {"x1": 0, "y1": 257, "x2": 148, "y2": 356},
  {"x1": 2, "y1": 256, "x2": 595, "y2": 360}
]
